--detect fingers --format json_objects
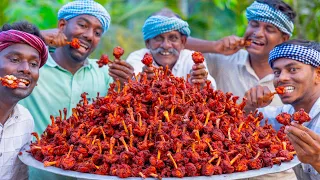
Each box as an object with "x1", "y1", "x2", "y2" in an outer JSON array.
[
  {"x1": 108, "y1": 62, "x2": 134, "y2": 82},
  {"x1": 111, "y1": 60, "x2": 134, "y2": 74},
  {"x1": 245, "y1": 85, "x2": 272, "y2": 109},
  {"x1": 42, "y1": 29, "x2": 68, "y2": 47},
  {"x1": 190, "y1": 63, "x2": 208, "y2": 84},
  {"x1": 109, "y1": 72, "x2": 128, "y2": 84},
  {"x1": 290, "y1": 122, "x2": 320, "y2": 141},
  {"x1": 222, "y1": 35, "x2": 246, "y2": 50},
  {"x1": 286, "y1": 135, "x2": 307, "y2": 162},
  {"x1": 285, "y1": 124, "x2": 320, "y2": 149},
  {"x1": 142, "y1": 66, "x2": 155, "y2": 79}
]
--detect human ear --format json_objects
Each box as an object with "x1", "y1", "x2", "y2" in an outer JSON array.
[
  {"x1": 57, "y1": 19, "x2": 67, "y2": 32},
  {"x1": 314, "y1": 67, "x2": 320, "y2": 84}
]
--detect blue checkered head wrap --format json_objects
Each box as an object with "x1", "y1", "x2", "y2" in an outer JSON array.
[
  {"x1": 269, "y1": 43, "x2": 320, "y2": 67},
  {"x1": 142, "y1": 15, "x2": 191, "y2": 41},
  {"x1": 58, "y1": 0, "x2": 111, "y2": 33},
  {"x1": 246, "y1": 1, "x2": 294, "y2": 36}
]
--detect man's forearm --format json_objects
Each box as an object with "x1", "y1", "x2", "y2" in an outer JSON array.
[{"x1": 186, "y1": 37, "x2": 218, "y2": 53}]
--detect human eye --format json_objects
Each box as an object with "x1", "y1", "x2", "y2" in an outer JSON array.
[
  {"x1": 289, "y1": 67, "x2": 297, "y2": 73},
  {"x1": 30, "y1": 61, "x2": 39, "y2": 67},
  {"x1": 273, "y1": 70, "x2": 280, "y2": 77},
  {"x1": 170, "y1": 36, "x2": 178, "y2": 42},
  {"x1": 9, "y1": 56, "x2": 20, "y2": 63},
  {"x1": 154, "y1": 36, "x2": 162, "y2": 41},
  {"x1": 95, "y1": 31, "x2": 102, "y2": 37},
  {"x1": 250, "y1": 20, "x2": 259, "y2": 27}
]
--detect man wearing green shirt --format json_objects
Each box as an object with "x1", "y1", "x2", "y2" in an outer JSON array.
[{"x1": 19, "y1": 1, "x2": 134, "y2": 179}]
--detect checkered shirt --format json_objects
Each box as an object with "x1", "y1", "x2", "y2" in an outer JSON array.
[
  {"x1": 259, "y1": 97, "x2": 320, "y2": 180},
  {"x1": 269, "y1": 43, "x2": 320, "y2": 67},
  {"x1": 246, "y1": 1, "x2": 294, "y2": 36},
  {"x1": 0, "y1": 104, "x2": 34, "y2": 180}
]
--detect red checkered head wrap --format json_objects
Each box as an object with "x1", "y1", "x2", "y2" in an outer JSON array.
[{"x1": 0, "y1": 30, "x2": 48, "y2": 68}]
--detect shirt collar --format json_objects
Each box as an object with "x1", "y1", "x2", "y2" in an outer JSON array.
[
  {"x1": 45, "y1": 53, "x2": 92, "y2": 70},
  {"x1": 244, "y1": 57, "x2": 274, "y2": 83},
  {"x1": 3, "y1": 105, "x2": 20, "y2": 128}
]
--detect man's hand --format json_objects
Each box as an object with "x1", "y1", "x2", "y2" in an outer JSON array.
[
  {"x1": 244, "y1": 85, "x2": 273, "y2": 113},
  {"x1": 109, "y1": 60, "x2": 134, "y2": 85},
  {"x1": 190, "y1": 63, "x2": 208, "y2": 86},
  {"x1": 213, "y1": 35, "x2": 246, "y2": 55},
  {"x1": 41, "y1": 29, "x2": 68, "y2": 47},
  {"x1": 285, "y1": 122, "x2": 320, "y2": 173},
  {"x1": 142, "y1": 65, "x2": 155, "y2": 80}
]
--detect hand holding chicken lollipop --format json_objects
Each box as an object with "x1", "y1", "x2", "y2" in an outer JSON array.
[
  {"x1": 244, "y1": 85, "x2": 286, "y2": 112},
  {"x1": 96, "y1": 46, "x2": 134, "y2": 86}
]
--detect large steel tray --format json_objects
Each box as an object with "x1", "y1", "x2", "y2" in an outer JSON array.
[{"x1": 19, "y1": 144, "x2": 300, "y2": 180}]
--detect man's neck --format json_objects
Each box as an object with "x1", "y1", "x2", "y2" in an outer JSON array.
[
  {"x1": 52, "y1": 48, "x2": 85, "y2": 75},
  {"x1": 249, "y1": 54, "x2": 273, "y2": 80},
  {"x1": 0, "y1": 97, "x2": 17, "y2": 125},
  {"x1": 293, "y1": 91, "x2": 320, "y2": 114}
]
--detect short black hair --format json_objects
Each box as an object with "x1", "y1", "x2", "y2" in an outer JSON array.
[
  {"x1": 0, "y1": 21, "x2": 44, "y2": 41},
  {"x1": 281, "y1": 39, "x2": 320, "y2": 52},
  {"x1": 256, "y1": 0, "x2": 296, "y2": 22}
]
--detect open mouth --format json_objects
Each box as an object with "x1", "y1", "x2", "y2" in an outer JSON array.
[
  {"x1": 18, "y1": 78, "x2": 31, "y2": 87},
  {"x1": 159, "y1": 51, "x2": 172, "y2": 56},
  {"x1": 79, "y1": 43, "x2": 89, "y2": 50},
  {"x1": 283, "y1": 86, "x2": 295, "y2": 93},
  {"x1": 251, "y1": 39, "x2": 265, "y2": 46}
]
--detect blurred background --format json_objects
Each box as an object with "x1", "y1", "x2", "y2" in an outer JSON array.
[{"x1": 0, "y1": 0, "x2": 319, "y2": 59}]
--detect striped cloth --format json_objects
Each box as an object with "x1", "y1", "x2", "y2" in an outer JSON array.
[
  {"x1": 269, "y1": 43, "x2": 320, "y2": 67},
  {"x1": 58, "y1": 0, "x2": 111, "y2": 33},
  {"x1": 0, "y1": 30, "x2": 48, "y2": 67},
  {"x1": 142, "y1": 15, "x2": 190, "y2": 41},
  {"x1": 246, "y1": 1, "x2": 294, "y2": 36}
]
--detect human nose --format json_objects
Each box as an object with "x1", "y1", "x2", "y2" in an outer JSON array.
[
  {"x1": 18, "y1": 61, "x2": 31, "y2": 75},
  {"x1": 253, "y1": 27, "x2": 264, "y2": 37},
  {"x1": 83, "y1": 28, "x2": 94, "y2": 42},
  {"x1": 161, "y1": 39, "x2": 172, "y2": 49},
  {"x1": 277, "y1": 71, "x2": 290, "y2": 84}
]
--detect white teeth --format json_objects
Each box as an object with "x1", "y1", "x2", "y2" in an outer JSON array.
[
  {"x1": 18, "y1": 79, "x2": 30, "y2": 85},
  {"x1": 18, "y1": 82, "x2": 26, "y2": 87},
  {"x1": 252, "y1": 40, "x2": 264, "y2": 45},
  {"x1": 80, "y1": 43, "x2": 88, "y2": 49},
  {"x1": 160, "y1": 52, "x2": 170, "y2": 55},
  {"x1": 284, "y1": 86, "x2": 294, "y2": 93}
]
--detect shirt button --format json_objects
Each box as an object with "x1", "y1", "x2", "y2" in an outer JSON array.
[
  {"x1": 15, "y1": 116, "x2": 18, "y2": 119},
  {"x1": 0, "y1": 152, "x2": 2, "y2": 157}
]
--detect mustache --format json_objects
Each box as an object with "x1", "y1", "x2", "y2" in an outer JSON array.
[{"x1": 149, "y1": 47, "x2": 179, "y2": 56}]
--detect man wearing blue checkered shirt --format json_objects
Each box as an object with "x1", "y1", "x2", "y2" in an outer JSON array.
[{"x1": 244, "y1": 39, "x2": 320, "y2": 180}]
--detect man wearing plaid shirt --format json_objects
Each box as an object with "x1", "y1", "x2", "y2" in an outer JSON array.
[
  {"x1": 244, "y1": 39, "x2": 320, "y2": 180},
  {"x1": 0, "y1": 21, "x2": 48, "y2": 180}
]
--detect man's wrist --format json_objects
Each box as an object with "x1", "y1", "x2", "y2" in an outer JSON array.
[
  {"x1": 210, "y1": 40, "x2": 220, "y2": 53},
  {"x1": 310, "y1": 160, "x2": 320, "y2": 173}
]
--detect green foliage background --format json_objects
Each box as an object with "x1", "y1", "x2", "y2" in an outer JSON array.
[{"x1": 1, "y1": 0, "x2": 319, "y2": 59}]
